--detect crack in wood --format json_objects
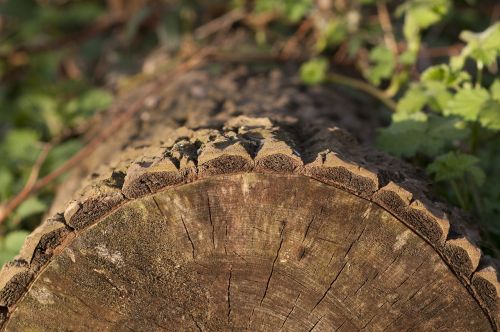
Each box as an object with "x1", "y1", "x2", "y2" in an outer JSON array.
[
  {"x1": 207, "y1": 196, "x2": 216, "y2": 251},
  {"x1": 308, "y1": 314, "x2": 325, "y2": 332},
  {"x1": 180, "y1": 215, "x2": 196, "y2": 260},
  {"x1": 260, "y1": 236, "x2": 284, "y2": 305},
  {"x1": 353, "y1": 277, "x2": 369, "y2": 297},
  {"x1": 343, "y1": 223, "x2": 368, "y2": 260},
  {"x1": 358, "y1": 312, "x2": 377, "y2": 331},
  {"x1": 302, "y1": 215, "x2": 316, "y2": 243},
  {"x1": 317, "y1": 237, "x2": 339, "y2": 245},
  {"x1": 252, "y1": 226, "x2": 267, "y2": 234},
  {"x1": 280, "y1": 293, "x2": 301, "y2": 330},
  {"x1": 380, "y1": 250, "x2": 404, "y2": 275},
  {"x1": 151, "y1": 197, "x2": 165, "y2": 218},
  {"x1": 224, "y1": 222, "x2": 229, "y2": 255},
  {"x1": 93, "y1": 271, "x2": 126, "y2": 295},
  {"x1": 189, "y1": 314, "x2": 203, "y2": 332},
  {"x1": 395, "y1": 260, "x2": 425, "y2": 290},
  {"x1": 232, "y1": 250, "x2": 247, "y2": 263},
  {"x1": 72, "y1": 293, "x2": 117, "y2": 325},
  {"x1": 227, "y1": 267, "x2": 232, "y2": 323},
  {"x1": 406, "y1": 299, "x2": 455, "y2": 332},
  {"x1": 312, "y1": 261, "x2": 349, "y2": 312},
  {"x1": 334, "y1": 320, "x2": 346, "y2": 331}
]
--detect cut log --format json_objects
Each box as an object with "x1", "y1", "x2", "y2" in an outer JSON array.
[{"x1": 0, "y1": 67, "x2": 498, "y2": 331}]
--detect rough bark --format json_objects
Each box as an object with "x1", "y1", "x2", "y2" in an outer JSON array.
[{"x1": 0, "y1": 65, "x2": 498, "y2": 331}]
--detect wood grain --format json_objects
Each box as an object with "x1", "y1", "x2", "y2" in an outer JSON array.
[{"x1": 0, "y1": 66, "x2": 497, "y2": 331}]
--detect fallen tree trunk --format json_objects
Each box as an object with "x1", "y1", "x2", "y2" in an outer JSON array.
[{"x1": 0, "y1": 65, "x2": 498, "y2": 331}]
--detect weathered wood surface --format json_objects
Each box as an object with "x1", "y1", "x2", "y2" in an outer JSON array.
[{"x1": 0, "y1": 66, "x2": 498, "y2": 331}]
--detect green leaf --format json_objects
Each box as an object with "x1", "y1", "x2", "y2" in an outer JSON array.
[
  {"x1": 4, "y1": 230, "x2": 30, "y2": 253},
  {"x1": 479, "y1": 99, "x2": 500, "y2": 131},
  {"x1": 283, "y1": 0, "x2": 312, "y2": 22},
  {"x1": 366, "y1": 45, "x2": 395, "y2": 85},
  {"x1": 398, "y1": 0, "x2": 451, "y2": 57},
  {"x1": 408, "y1": 5, "x2": 444, "y2": 28},
  {"x1": 17, "y1": 93, "x2": 61, "y2": 136},
  {"x1": 15, "y1": 196, "x2": 47, "y2": 220},
  {"x1": 421, "y1": 65, "x2": 448, "y2": 82},
  {"x1": 427, "y1": 152, "x2": 485, "y2": 185},
  {"x1": 396, "y1": 85, "x2": 427, "y2": 114},
  {"x1": 0, "y1": 250, "x2": 16, "y2": 267},
  {"x1": 0, "y1": 168, "x2": 13, "y2": 201},
  {"x1": 422, "y1": 81, "x2": 452, "y2": 112},
  {"x1": 300, "y1": 58, "x2": 329, "y2": 85},
  {"x1": 392, "y1": 110, "x2": 428, "y2": 123},
  {"x1": 490, "y1": 79, "x2": 500, "y2": 102},
  {"x1": 44, "y1": 139, "x2": 83, "y2": 174},
  {"x1": 377, "y1": 117, "x2": 428, "y2": 157},
  {"x1": 315, "y1": 20, "x2": 347, "y2": 51},
  {"x1": 420, "y1": 116, "x2": 469, "y2": 156},
  {"x1": 2, "y1": 129, "x2": 40, "y2": 161},
  {"x1": 65, "y1": 89, "x2": 113, "y2": 118},
  {"x1": 445, "y1": 87, "x2": 489, "y2": 121},
  {"x1": 378, "y1": 111, "x2": 470, "y2": 158},
  {"x1": 421, "y1": 64, "x2": 471, "y2": 88},
  {"x1": 399, "y1": 50, "x2": 418, "y2": 65},
  {"x1": 460, "y1": 23, "x2": 500, "y2": 67},
  {"x1": 450, "y1": 53, "x2": 467, "y2": 71},
  {"x1": 255, "y1": 0, "x2": 281, "y2": 13},
  {"x1": 347, "y1": 36, "x2": 363, "y2": 58},
  {"x1": 402, "y1": 13, "x2": 420, "y2": 56}
]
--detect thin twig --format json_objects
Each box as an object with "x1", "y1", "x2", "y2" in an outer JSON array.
[
  {"x1": 0, "y1": 143, "x2": 52, "y2": 222},
  {"x1": 327, "y1": 72, "x2": 397, "y2": 111},
  {"x1": 377, "y1": 1, "x2": 398, "y2": 57},
  {"x1": 423, "y1": 44, "x2": 464, "y2": 58},
  {"x1": 397, "y1": 42, "x2": 464, "y2": 58},
  {"x1": 280, "y1": 18, "x2": 313, "y2": 59},
  {"x1": 24, "y1": 144, "x2": 53, "y2": 191},
  {"x1": 194, "y1": 9, "x2": 246, "y2": 40}
]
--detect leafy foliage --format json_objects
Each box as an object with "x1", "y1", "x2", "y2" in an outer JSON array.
[
  {"x1": 375, "y1": 20, "x2": 500, "y2": 246},
  {"x1": 366, "y1": 46, "x2": 396, "y2": 86},
  {"x1": 300, "y1": 58, "x2": 329, "y2": 85},
  {"x1": 456, "y1": 23, "x2": 500, "y2": 69},
  {"x1": 397, "y1": 0, "x2": 451, "y2": 63},
  {"x1": 265, "y1": 0, "x2": 500, "y2": 252},
  {"x1": 427, "y1": 152, "x2": 485, "y2": 185}
]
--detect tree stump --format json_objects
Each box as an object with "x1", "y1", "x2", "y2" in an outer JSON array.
[{"x1": 0, "y1": 67, "x2": 498, "y2": 331}]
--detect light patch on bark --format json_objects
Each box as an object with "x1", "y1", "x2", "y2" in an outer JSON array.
[
  {"x1": 65, "y1": 248, "x2": 76, "y2": 263},
  {"x1": 393, "y1": 230, "x2": 412, "y2": 251},
  {"x1": 241, "y1": 177, "x2": 250, "y2": 198},
  {"x1": 95, "y1": 244, "x2": 124, "y2": 267},
  {"x1": 362, "y1": 205, "x2": 373, "y2": 219},
  {"x1": 31, "y1": 286, "x2": 54, "y2": 305}
]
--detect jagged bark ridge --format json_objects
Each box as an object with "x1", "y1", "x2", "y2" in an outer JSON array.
[{"x1": 0, "y1": 67, "x2": 497, "y2": 331}]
